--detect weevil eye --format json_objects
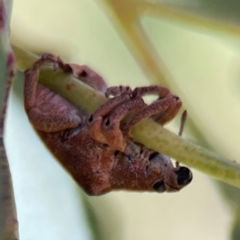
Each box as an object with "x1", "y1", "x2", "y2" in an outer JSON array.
[
  {"x1": 175, "y1": 167, "x2": 192, "y2": 186},
  {"x1": 152, "y1": 180, "x2": 166, "y2": 193}
]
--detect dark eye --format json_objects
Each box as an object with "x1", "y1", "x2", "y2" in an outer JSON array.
[
  {"x1": 88, "y1": 115, "x2": 93, "y2": 123},
  {"x1": 175, "y1": 167, "x2": 192, "y2": 186},
  {"x1": 79, "y1": 70, "x2": 88, "y2": 77},
  {"x1": 152, "y1": 180, "x2": 166, "y2": 193},
  {"x1": 148, "y1": 152, "x2": 159, "y2": 161}
]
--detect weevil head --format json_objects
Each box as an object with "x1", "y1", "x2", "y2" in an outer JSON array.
[
  {"x1": 152, "y1": 165, "x2": 192, "y2": 193},
  {"x1": 109, "y1": 150, "x2": 192, "y2": 193},
  {"x1": 149, "y1": 153, "x2": 192, "y2": 193}
]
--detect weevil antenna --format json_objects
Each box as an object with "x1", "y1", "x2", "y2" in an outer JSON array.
[
  {"x1": 176, "y1": 110, "x2": 187, "y2": 168},
  {"x1": 178, "y1": 110, "x2": 187, "y2": 137}
]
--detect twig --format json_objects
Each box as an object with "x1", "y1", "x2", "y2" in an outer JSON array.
[{"x1": 0, "y1": 1, "x2": 19, "y2": 239}]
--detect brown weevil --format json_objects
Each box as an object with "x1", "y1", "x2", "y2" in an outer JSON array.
[{"x1": 24, "y1": 53, "x2": 192, "y2": 195}]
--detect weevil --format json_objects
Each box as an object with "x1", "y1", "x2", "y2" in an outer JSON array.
[{"x1": 24, "y1": 53, "x2": 192, "y2": 195}]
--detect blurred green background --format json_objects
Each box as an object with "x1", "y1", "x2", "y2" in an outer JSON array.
[{"x1": 8, "y1": 0, "x2": 240, "y2": 239}]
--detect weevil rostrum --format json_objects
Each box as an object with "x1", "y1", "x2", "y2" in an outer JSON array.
[{"x1": 24, "y1": 53, "x2": 192, "y2": 195}]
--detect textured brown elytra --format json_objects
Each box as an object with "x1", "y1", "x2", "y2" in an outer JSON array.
[{"x1": 24, "y1": 53, "x2": 192, "y2": 195}]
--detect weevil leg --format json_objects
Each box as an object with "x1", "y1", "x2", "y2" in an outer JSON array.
[
  {"x1": 64, "y1": 64, "x2": 108, "y2": 93},
  {"x1": 45, "y1": 54, "x2": 108, "y2": 93},
  {"x1": 132, "y1": 85, "x2": 171, "y2": 99},
  {"x1": 98, "y1": 97, "x2": 146, "y2": 152},
  {"x1": 87, "y1": 91, "x2": 144, "y2": 146},
  {"x1": 123, "y1": 86, "x2": 182, "y2": 133},
  {"x1": 32, "y1": 53, "x2": 109, "y2": 93},
  {"x1": 151, "y1": 96, "x2": 182, "y2": 125},
  {"x1": 105, "y1": 85, "x2": 132, "y2": 98},
  {"x1": 24, "y1": 55, "x2": 53, "y2": 111},
  {"x1": 87, "y1": 85, "x2": 181, "y2": 155},
  {"x1": 135, "y1": 86, "x2": 182, "y2": 125},
  {"x1": 24, "y1": 54, "x2": 82, "y2": 132}
]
